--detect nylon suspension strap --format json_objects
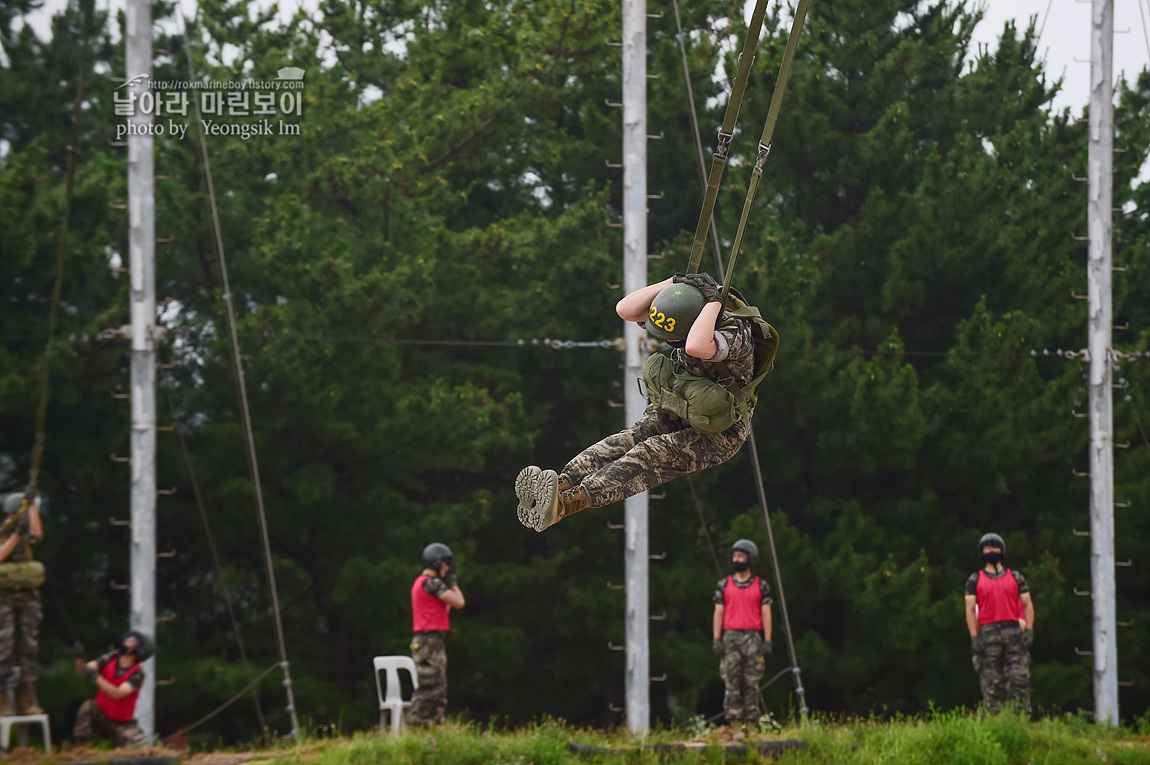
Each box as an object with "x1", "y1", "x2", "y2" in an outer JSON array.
[
  {"x1": 685, "y1": 0, "x2": 771, "y2": 275},
  {"x1": 720, "y1": 0, "x2": 811, "y2": 301}
]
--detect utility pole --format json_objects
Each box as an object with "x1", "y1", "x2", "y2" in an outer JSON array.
[
  {"x1": 1087, "y1": 0, "x2": 1118, "y2": 727},
  {"x1": 621, "y1": 0, "x2": 649, "y2": 735},
  {"x1": 126, "y1": 0, "x2": 157, "y2": 740}
]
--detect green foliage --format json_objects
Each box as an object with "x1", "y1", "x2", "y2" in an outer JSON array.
[
  {"x1": 2, "y1": 0, "x2": 1150, "y2": 745},
  {"x1": 216, "y1": 715, "x2": 1150, "y2": 765}
]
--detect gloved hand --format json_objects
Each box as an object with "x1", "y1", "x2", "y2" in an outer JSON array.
[
  {"x1": 673, "y1": 272, "x2": 723, "y2": 304},
  {"x1": 971, "y1": 635, "x2": 985, "y2": 655},
  {"x1": 444, "y1": 571, "x2": 458, "y2": 589},
  {"x1": 758, "y1": 640, "x2": 772, "y2": 656},
  {"x1": 1021, "y1": 629, "x2": 1034, "y2": 648},
  {"x1": 711, "y1": 638, "x2": 725, "y2": 657},
  {"x1": 82, "y1": 663, "x2": 98, "y2": 681}
]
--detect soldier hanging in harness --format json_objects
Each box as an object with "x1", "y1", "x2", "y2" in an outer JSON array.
[
  {"x1": 515, "y1": 272, "x2": 777, "y2": 531},
  {"x1": 0, "y1": 492, "x2": 46, "y2": 715}
]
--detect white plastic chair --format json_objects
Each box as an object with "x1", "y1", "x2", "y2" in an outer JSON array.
[{"x1": 373, "y1": 655, "x2": 418, "y2": 733}]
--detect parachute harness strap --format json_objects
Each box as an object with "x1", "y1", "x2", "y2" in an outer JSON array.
[
  {"x1": 720, "y1": 0, "x2": 811, "y2": 302},
  {"x1": 685, "y1": 0, "x2": 771, "y2": 275}
]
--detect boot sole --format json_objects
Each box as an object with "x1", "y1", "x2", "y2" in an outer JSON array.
[{"x1": 515, "y1": 466, "x2": 558, "y2": 532}]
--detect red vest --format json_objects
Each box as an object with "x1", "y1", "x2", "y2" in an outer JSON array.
[
  {"x1": 95, "y1": 659, "x2": 142, "y2": 721},
  {"x1": 411, "y1": 574, "x2": 451, "y2": 632},
  {"x1": 721, "y1": 575, "x2": 764, "y2": 630},
  {"x1": 976, "y1": 568, "x2": 1024, "y2": 625}
]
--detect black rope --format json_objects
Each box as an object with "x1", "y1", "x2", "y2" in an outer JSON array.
[
  {"x1": 670, "y1": 0, "x2": 725, "y2": 277},
  {"x1": 25, "y1": 0, "x2": 95, "y2": 494},
  {"x1": 177, "y1": 6, "x2": 301, "y2": 737},
  {"x1": 161, "y1": 381, "x2": 266, "y2": 730},
  {"x1": 745, "y1": 426, "x2": 809, "y2": 721},
  {"x1": 2, "y1": 329, "x2": 1136, "y2": 363},
  {"x1": 1115, "y1": 373, "x2": 1150, "y2": 453},
  {"x1": 686, "y1": 475, "x2": 723, "y2": 575},
  {"x1": 169, "y1": 661, "x2": 280, "y2": 736}
]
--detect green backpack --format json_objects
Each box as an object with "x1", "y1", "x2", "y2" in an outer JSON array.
[
  {"x1": 715, "y1": 286, "x2": 779, "y2": 407},
  {"x1": 0, "y1": 561, "x2": 45, "y2": 591},
  {"x1": 641, "y1": 287, "x2": 779, "y2": 434}
]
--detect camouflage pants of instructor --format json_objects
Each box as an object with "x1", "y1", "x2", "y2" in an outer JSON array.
[
  {"x1": 720, "y1": 630, "x2": 766, "y2": 722},
  {"x1": 973, "y1": 621, "x2": 1031, "y2": 714},
  {"x1": 408, "y1": 632, "x2": 448, "y2": 726},
  {"x1": 73, "y1": 699, "x2": 149, "y2": 748},
  {"x1": 564, "y1": 405, "x2": 750, "y2": 508},
  {"x1": 0, "y1": 591, "x2": 41, "y2": 686}
]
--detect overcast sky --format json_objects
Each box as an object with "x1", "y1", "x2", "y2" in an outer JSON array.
[
  {"x1": 970, "y1": 0, "x2": 1150, "y2": 115},
  {"x1": 14, "y1": 0, "x2": 1150, "y2": 114}
]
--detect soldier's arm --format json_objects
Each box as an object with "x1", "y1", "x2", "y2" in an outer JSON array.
[
  {"x1": 964, "y1": 594, "x2": 979, "y2": 636},
  {"x1": 1020, "y1": 592, "x2": 1034, "y2": 631},
  {"x1": 438, "y1": 586, "x2": 465, "y2": 610},
  {"x1": 93, "y1": 672, "x2": 136, "y2": 700},
  {"x1": 712, "y1": 604, "x2": 724, "y2": 640},
  {"x1": 616, "y1": 279, "x2": 674, "y2": 323},
  {"x1": 0, "y1": 532, "x2": 22, "y2": 563},
  {"x1": 684, "y1": 302, "x2": 724, "y2": 360},
  {"x1": 28, "y1": 502, "x2": 42, "y2": 543},
  {"x1": 761, "y1": 604, "x2": 772, "y2": 643}
]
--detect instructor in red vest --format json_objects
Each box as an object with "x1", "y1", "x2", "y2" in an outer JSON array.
[
  {"x1": 965, "y1": 532, "x2": 1034, "y2": 714},
  {"x1": 408, "y1": 543, "x2": 465, "y2": 726},
  {"x1": 73, "y1": 631, "x2": 152, "y2": 747},
  {"x1": 712, "y1": 539, "x2": 772, "y2": 734}
]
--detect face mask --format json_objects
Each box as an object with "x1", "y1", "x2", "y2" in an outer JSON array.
[
  {"x1": 732, "y1": 561, "x2": 750, "y2": 572},
  {"x1": 982, "y1": 552, "x2": 1004, "y2": 564}
]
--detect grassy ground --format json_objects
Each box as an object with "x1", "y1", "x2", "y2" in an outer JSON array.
[{"x1": 219, "y1": 710, "x2": 1150, "y2": 765}]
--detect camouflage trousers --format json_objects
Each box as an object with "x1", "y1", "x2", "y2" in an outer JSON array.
[
  {"x1": 0, "y1": 591, "x2": 41, "y2": 686},
  {"x1": 720, "y1": 630, "x2": 766, "y2": 722},
  {"x1": 408, "y1": 632, "x2": 448, "y2": 726},
  {"x1": 564, "y1": 405, "x2": 750, "y2": 508},
  {"x1": 73, "y1": 699, "x2": 149, "y2": 748},
  {"x1": 973, "y1": 621, "x2": 1031, "y2": 714}
]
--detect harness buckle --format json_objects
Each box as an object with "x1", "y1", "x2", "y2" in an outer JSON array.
[
  {"x1": 715, "y1": 130, "x2": 734, "y2": 159},
  {"x1": 755, "y1": 143, "x2": 771, "y2": 171}
]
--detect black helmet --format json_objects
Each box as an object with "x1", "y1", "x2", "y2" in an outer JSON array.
[
  {"x1": 978, "y1": 533, "x2": 1005, "y2": 558},
  {"x1": 119, "y1": 630, "x2": 155, "y2": 661},
  {"x1": 646, "y1": 284, "x2": 706, "y2": 342},
  {"x1": 421, "y1": 542, "x2": 454, "y2": 571},
  {"x1": 729, "y1": 539, "x2": 759, "y2": 566}
]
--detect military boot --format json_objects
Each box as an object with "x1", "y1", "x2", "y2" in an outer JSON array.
[
  {"x1": 533, "y1": 485, "x2": 589, "y2": 532},
  {"x1": 17, "y1": 683, "x2": 42, "y2": 715},
  {"x1": 515, "y1": 466, "x2": 558, "y2": 530}
]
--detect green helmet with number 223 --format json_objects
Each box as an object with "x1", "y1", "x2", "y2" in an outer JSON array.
[{"x1": 646, "y1": 284, "x2": 706, "y2": 342}]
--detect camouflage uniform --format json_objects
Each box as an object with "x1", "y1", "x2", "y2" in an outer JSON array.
[
  {"x1": 72, "y1": 699, "x2": 149, "y2": 748},
  {"x1": 408, "y1": 576, "x2": 450, "y2": 726},
  {"x1": 73, "y1": 652, "x2": 148, "y2": 747},
  {"x1": 714, "y1": 576, "x2": 772, "y2": 722},
  {"x1": 564, "y1": 320, "x2": 756, "y2": 508},
  {"x1": 966, "y1": 570, "x2": 1031, "y2": 714},
  {"x1": 0, "y1": 513, "x2": 40, "y2": 689}
]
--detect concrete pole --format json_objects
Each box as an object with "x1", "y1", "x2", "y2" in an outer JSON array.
[
  {"x1": 126, "y1": 0, "x2": 156, "y2": 741},
  {"x1": 1087, "y1": 0, "x2": 1118, "y2": 727},
  {"x1": 621, "y1": 0, "x2": 649, "y2": 735}
]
